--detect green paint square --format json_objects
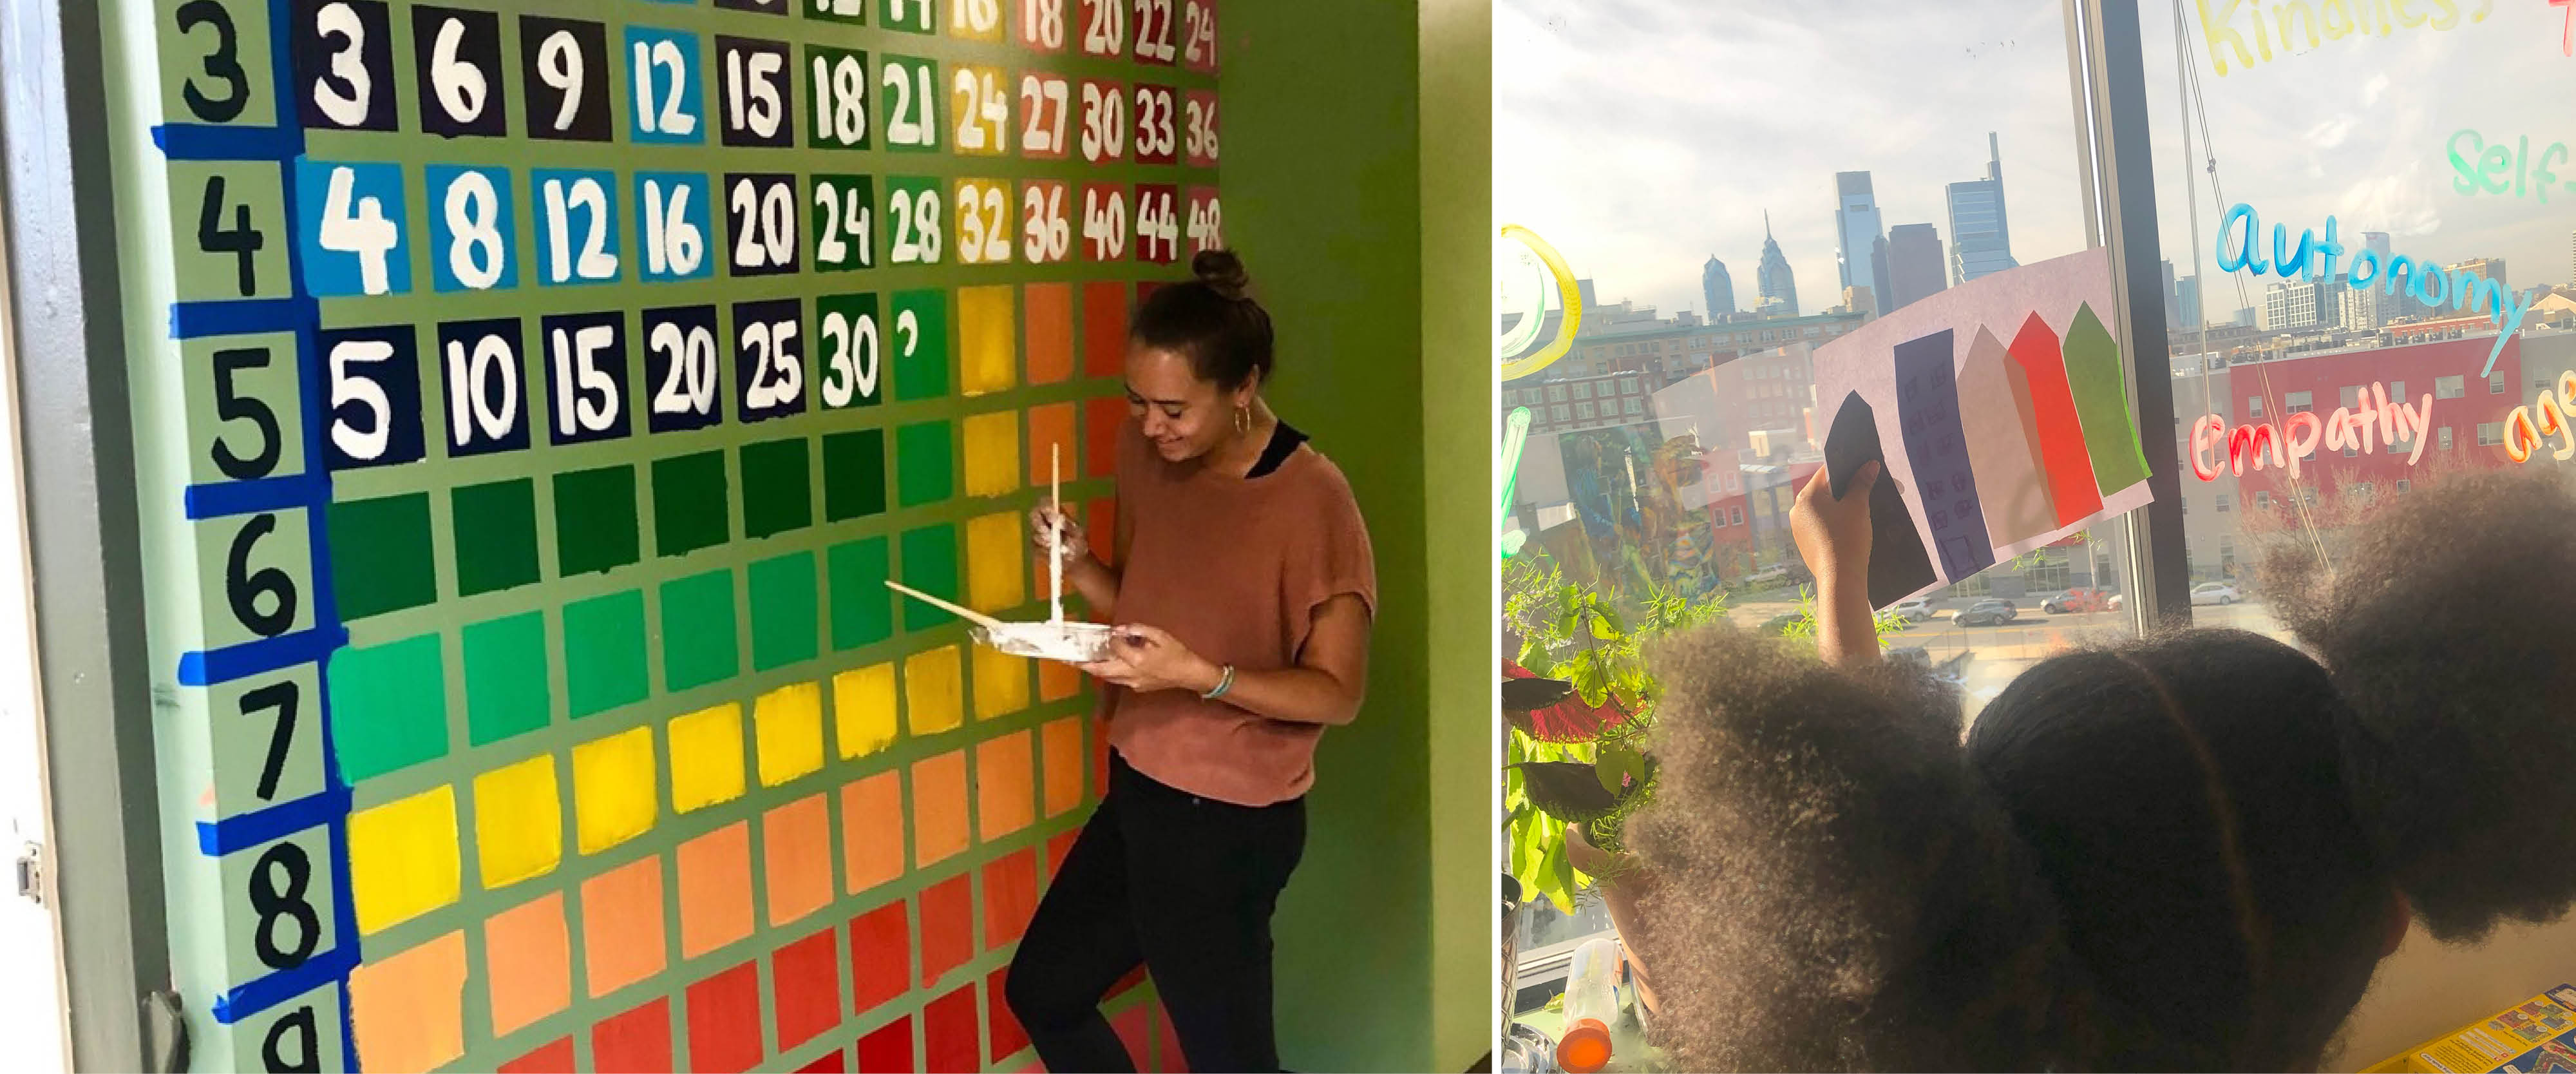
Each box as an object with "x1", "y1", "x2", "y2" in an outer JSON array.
[
  {"x1": 563, "y1": 590, "x2": 649, "y2": 718},
  {"x1": 898, "y1": 524, "x2": 960, "y2": 631},
  {"x1": 895, "y1": 421, "x2": 954, "y2": 508},
  {"x1": 822, "y1": 429, "x2": 889, "y2": 522},
  {"x1": 462, "y1": 611, "x2": 551, "y2": 747},
  {"x1": 327, "y1": 494, "x2": 437, "y2": 620},
  {"x1": 653, "y1": 452, "x2": 732, "y2": 558},
  {"x1": 554, "y1": 466, "x2": 639, "y2": 577},
  {"x1": 828, "y1": 537, "x2": 893, "y2": 651},
  {"x1": 741, "y1": 437, "x2": 813, "y2": 540},
  {"x1": 326, "y1": 632, "x2": 448, "y2": 782},
  {"x1": 450, "y1": 479, "x2": 540, "y2": 596},
  {"x1": 659, "y1": 569, "x2": 741, "y2": 692},
  {"x1": 748, "y1": 552, "x2": 820, "y2": 671},
  {"x1": 891, "y1": 288, "x2": 949, "y2": 401}
]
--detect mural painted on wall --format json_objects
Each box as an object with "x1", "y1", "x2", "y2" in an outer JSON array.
[{"x1": 113, "y1": 0, "x2": 1217, "y2": 1069}]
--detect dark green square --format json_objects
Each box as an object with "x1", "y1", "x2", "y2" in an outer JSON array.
[
  {"x1": 895, "y1": 421, "x2": 954, "y2": 508},
  {"x1": 898, "y1": 524, "x2": 959, "y2": 631},
  {"x1": 462, "y1": 611, "x2": 551, "y2": 746},
  {"x1": 328, "y1": 493, "x2": 438, "y2": 620},
  {"x1": 828, "y1": 537, "x2": 893, "y2": 650},
  {"x1": 563, "y1": 590, "x2": 649, "y2": 718},
  {"x1": 741, "y1": 437, "x2": 813, "y2": 540},
  {"x1": 325, "y1": 632, "x2": 448, "y2": 782},
  {"x1": 554, "y1": 466, "x2": 639, "y2": 577},
  {"x1": 659, "y1": 569, "x2": 740, "y2": 692},
  {"x1": 823, "y1": 429, "x2": 889, "y2": 522},
  {"x1": 891, "y1": 288, "x2": 949, "y2": 401},
  {"x1": 748, "y1": 552, "x2": 820, "y2": 671},
  {"x1": 653, "y1": 452, "x2": 732, "y2": 558},
  {"x1": 450, "y1": 479, "x2": 540, "y2": 596}
]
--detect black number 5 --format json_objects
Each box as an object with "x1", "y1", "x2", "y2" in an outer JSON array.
[
  {"x1": 211, "y1": 347, "x2": 281, "y2": 480},
  {"x1": 175, "y1": 0, "x2": 251, "y2": 123}
]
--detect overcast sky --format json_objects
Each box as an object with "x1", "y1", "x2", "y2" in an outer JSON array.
[{"x1": 1498, "y1": 0, "x2": 2576, "y2": 323}]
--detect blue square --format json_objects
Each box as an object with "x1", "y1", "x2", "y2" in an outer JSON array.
[
  {"x1": 633, "y1": 172, "x2": 715, "y2": 282},
  {"x1": 530, "y1": 169, "x2": 625, "y2": 287},
  {"x1": 425, "y1": 166, "x2": 519, "y2": 292},
  {"x1": 294, "y1": 160, "x2": 412, "y2": 298},
  {"x1": 625, "y1": 26, "x2": 707, "y2": 145}
]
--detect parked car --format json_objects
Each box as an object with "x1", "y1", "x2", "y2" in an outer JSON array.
[
  {"x1": 1953, "y1": 599, "x2": 2019, "y2": 626},
  {"x1": 2190, "y1": 582, "x2": 2242, "y2": 606},
  {"x1": 1891, "y1": 596, "x2": 1939, "y2": 622},
  {"x1": 2040, "y1": 588, "x2": 2117, "y2": 614}
]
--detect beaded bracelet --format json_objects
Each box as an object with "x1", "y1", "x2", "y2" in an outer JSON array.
[{"x1": 1202, "y1": 663, "x2": 1236, "y2": 700}]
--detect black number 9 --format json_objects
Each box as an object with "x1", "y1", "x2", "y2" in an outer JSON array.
[
  {"x1": 261, "y1": 1006, "x2": 319, "y2": 1073},
  {"x1": 225, "y1": 513, "x2": 298, "y2": 638},
  {"x1": 175, "y1": 0, "x2": 251, "y2": 123}
]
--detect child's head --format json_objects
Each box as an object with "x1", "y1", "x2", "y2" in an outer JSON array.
[{"x1": 1624, "y1": 468, "x2": 2576, "y2": 1071}]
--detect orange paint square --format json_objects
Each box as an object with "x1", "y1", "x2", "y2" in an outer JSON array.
[
  {"x1": 349, "y1": 930, "x2": 468, "y2": 1073},
  {"x1": 840, "y1": 769, "x2": 906, "y2": 895},
  {"x1": 1026, "y1": 283, "x2": 1075, "y2": 384},
  {"x1": 484, "y1": 892, "x2": 572, "y2": 1037},
  {"x1": 1084, "y1": 395, "x2": 1125, "y2": 479},
  {"x1": 1083, "y1": 280, "x2": 1130, "y2": 379},
  {"x1": 912, "y1": 750, "x2": 970, "y2": 868},
  {"x1": 1037, "y1": 658, "x2": 1082, "y2": 703},
  {"x1": 1041, "y1": 717, "x2": 1086, "y2": 818},
  {"x1": 1028, "y1": 403, "x2": 1078, "y2": 488},
  {"x1": 976, "y1": 731, "x2": 1035, "y2": 841},
  {"x1": 981, "y1": 850, "x2": 1039, "y2": 951},
  {"x1": 677, "y1": 822, "x2": 754, "y2": 959},
  {"x1": 580, "y1": 854, "x2": 668, "y2": 997},
  {"x1": 764, "y1": 792, "x2": 835, "y2": 926}
]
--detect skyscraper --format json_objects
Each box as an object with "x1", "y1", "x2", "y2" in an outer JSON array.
[
  {"x1": 1885, "y1": 224, "x2": 1947, "y2": 312},
  {"x1": 1702, "y1": 256, "x2": 1737, "y2": 319},
  {"x1": 2174, "y1": 275, "x2": 2202, "y2": 331},
  {"x1": 1946, "y1": 133, "x2": 2018, "y2": 283},
  {"x1": 1833, "y1": 171, "x2": 1891, "y2": 316},
  {"x1": 1756, "y1": 212, "x2": 1799, "y2": 317}
]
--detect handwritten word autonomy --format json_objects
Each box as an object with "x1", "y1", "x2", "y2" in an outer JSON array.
[
  {"x1": 2189, "y1": 380, "x2": 2432, "y2": 481},
  {"x1": 2217, "y1": 204, "x2": 2531, "y2": 376},
  {"x1": 2197, "y1": 0, "x2": 2492, "y2": 76}
]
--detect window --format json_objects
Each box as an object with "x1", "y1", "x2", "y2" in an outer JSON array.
[
  {"x1": 1548, "y1": 385, "x2": 1567, "y2": 402},
  {"x1": 2397, "y1": 479, "x2": 2410, "y2": 494},
  {"x1": 1573, "y1": 382, "x2": 1591, "y2": 400},
  {"x1": 2215, "y1": 494, "x2": 2231, "y2": 513},
  {"x1": 1551, "y1": 404, "x2": 1569, "y2": 422},
  {"x1": 1730, "y1": 506, "x2": 1745, "y2": 524},
  {"x1": 2440, "y1": 426, "x2": 2454, "y2": 450},
  {"x1": 1804, "y1": 326, "x2": 1821, "y2": 337},
  {"x1": 2389, "y1": 379, "x2": 2405, "y2": 402},
  {"x1": 1620, "y1": 378, "x2": 1640, "y2": 395},
  {"x1": 1761, "y1": 330, "x2": 1776, "y2": 342},
  {"x1": 2342, "y1": 445, "x2": 2358, "y2": 457},
  {"x1": 2304, "y1": 489, "x2": 2318, "y2": 507},
  {"x1": 1624, "y1": 397, "x2": 1643, "y2": 415},
  {"x1": 2255, "y1": 490, "x2": 2272, "y2": 510},
  {"x1": 1713, "y1": 509, "x2": 1727, "y2": 527},
  {"x1": 2286, "y1": 390, "x2": 2313, "y2": 413},
  {"x1": 2353, "y1": 482, "x2": 2374, "y2": 499},
  {"x1": 2477, "y1": 421, "x2": 2503, "y2": 446},
  {"x1": 2436, "y1": 375, "x2": 2466, "y2": 399},
  {"x1": 2248, "y1": 396, "x2": 2265, "y2": 419},
  {"x1": 2340, "y1": 385, "x2": 2362, "y2": 408},
  {"x1": 2490, "y1": 375, "x2": 2508, "y2": 395},
  {"x1": 1576, "y1": 401, "x2": 1596, "y2": 419}
]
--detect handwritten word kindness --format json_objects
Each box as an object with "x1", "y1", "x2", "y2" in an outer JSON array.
[
  {"x1": 2198, "y1": 0, "x2": 2492, "y2": 77},
  {"x1": 2217, "y1": 204, "x2": 2532, "y2": 376},
  {"x1": 2189, "y1": 381, "x2": 2434, "y2": 481}
]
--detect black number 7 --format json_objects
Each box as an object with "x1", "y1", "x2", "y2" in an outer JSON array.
[
  {"x1": 198, "y1": 174, "x2": 267, "y2": 297},
  {"x1": 240, "y1": 680, "x2": 298, "y2": 801}
]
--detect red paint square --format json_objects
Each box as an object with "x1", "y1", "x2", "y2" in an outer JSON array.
[
  {"x1": 591, "y1": 997, "x2": 673, "y2": 1074},
  {"x1": 857, "y1": 1015, "x2": 915, "y2": 1073},
  {"x1": 1045, "y1": 827, "x2": 1081, "y2": 885},
  {"x1": 1112, "y1": 1001, "x2": 1153, "y2": 1070},
  {"x1": 849, "y1": 900, "x2": 912, "y2": 1015},
  {"x1": 982, "y1": 849, "x2": 1040, "y2": 951},
  {"x1": 687, "y1": 961, "x2": 767, "y2": 1073},
  {"x1": 924, "y1": 984, "x2": 981, "y2": 1073},
  {"x1": 798, "y1": 1048, "x2": 850, "y2": 1073},
  {"x1": 1155, "y1": 1000, "x2": 1188, "y2": 1073},
  {"x1": 773, "y1": 927, "x2": 845, "y2": 1051},
  {"x1": 500, "y1": 1037, "x2": 575, "y2": 1073},
  {"x1": 1084, "y1": 395, "x2": 1124, "y2": 479},
  {"x1": 1082, "y1": 280, "x2": 1130, "y2": 378},
  {"x1": 987, "y1": 967, "x2": 1031, "y2": 1064},
  {"x1": 920, "y1": 873, "x2": 976, "y2": 987}
]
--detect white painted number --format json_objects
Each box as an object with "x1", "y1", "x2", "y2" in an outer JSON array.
[
  {"x1": 1024, "y1": 0, "x2": 1065, "y2": 48},
  {"x1": 443, "y1": 333, "x2": 518, "y2": 445},
  {"x1": 1019, "y1": 75, "x2": 1068, "y2": 154},
  {"x1": 328, "y1": 339, "x2": 394, "y2": 461},
  {"x1": 1083, "y1": 0, "x2": 1124, "y2": 55},
  {"x1": 1184, "y1": 95, "x2": 1218, "y2": 160},
  {"x1": 815, "y1": 182, "x2": 872, "y2": 266},
  {"x1": 1079, "y1": 82, "x2": 1124, "y2": 162},
  {"x1": 536, "y1": 31, "x2": 585, "y2": 131},
  {"x1": 550, "y1": 324, "x2": 620, "y2": 436},
  {"x1": 318, "y1": 166, "x2": 399, "y2": 294},
  {"x1": 1137, "y1": 187, "x2": 1177, "y2": 262},
  {"x1": 889, "y1": 187, "x2": 944, "y2": 264},
  {"x1": 442, "y1": 171, "x2": 506, "y2": 289},
  {"x1": 952, "y1": 0, "x2": 999, "y2": 34},
  {"x1": 741, "y1": 319, "x2": 804, "y2": 410},
  {"x1": 1134, "y1": 86, "x2": 1174, "y2": 158},
  {"x1": 884, "y1": 62, "x2": 936, "y2": 147},
  {"x1": 427, "y1": 17, "x2": 488, "y2": 122},
  {"x1": 1132, "y1": 0, "x2": 1174, "y2": 61},
  {"x1": 813, "y1": 52, "x2": 867, "y2": 144},
  {"x1": 1022, "y1": 183, "x2": 1069, "y2": 262},
  {"x1": 541, "y1": 177, "x2": 618, "y2": 282},
  {"x1": 650, "y1": 321, "x2": 719, "y2": 417},
  {"x1": 956, "y1": 181, "x2": 1011, "y2": 264},
  {"x1": 724, "y1": 46, "x2": 784, "y2": 139},
  {"x1": 952, "y1": 68, "x2": 1006, "y2": 151},
  {"x1": 632, "y1": 39, "x2": 696, "y2": 135},
  {"x1": 312, "y1": 3, "x2": 374, "y2": 126},
  {"x1": 643, "y1": 179, "x2": 705, "y2": 276},
  {"x1": 730, "y1": 178, "x2": 795, "y2": 270},
  {"x1": 1183, "y1": 0, "x2": 1214, "y2": 65},
  {"x1": 1083, "y1": 186, "x2": 1126, "y2": 260},
  {"x1": 819, "y1": 309, "x2": 880, "y2": 407}
]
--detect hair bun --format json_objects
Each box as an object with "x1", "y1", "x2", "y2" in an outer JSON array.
[{"x1": 1191, "y1": 249, "x2": 1251, "y2": 301}]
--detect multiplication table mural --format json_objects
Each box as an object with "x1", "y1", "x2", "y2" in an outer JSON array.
[{"x1": 109, "y1": 0, "x2": 1218, "y2": 1069}]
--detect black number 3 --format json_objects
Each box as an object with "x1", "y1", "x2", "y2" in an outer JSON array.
[{"x1": 175, "y1": 0, "x2": 251, "y2": 123}]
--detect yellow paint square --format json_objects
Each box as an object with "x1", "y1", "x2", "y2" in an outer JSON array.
[
  {"x1": 349, "y1": 784, "x2": 460, "y2": 935},
  {"x1": 833, "y1": 663, "x2": 898, "y2": 759},
  {"x1": 571, "y1": 726, "x2": 658, "y2": 855},
  {"x1": 956, "y1": 285, "x2": 1018, "y2": 396},
  {"x1": 964, "y1": 511, "x2": 1026, "y2": 613},
  {"x1": 962, "y1": 410, "x2": 1022, "y2": 498},
  {"x1": 471, "y1": 755, "x2": 562, "y2": 890},
  {"x1": 667, "y1": 703, "x2": 746, "y2": 813},
  {"x1": 755, "y1": 681, "x2": 826, "y2": 788},
  {"x1": 904, "y1": 646, "x2": 965, "y2": 736},
  {"x1": 972, "y1": 646, "x2": 1029, "y2": 721}
]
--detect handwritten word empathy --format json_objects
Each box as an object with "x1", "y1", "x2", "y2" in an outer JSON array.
[
  {"x1": 2190, "y1": 381, "x2": 2433, "y2": 481},
  {"x1": 2218, "y1": 204, "x2": 2531, "y2": 376},
  {"x1": 2197, "y1": 0, "x2": 2491, "y2": 76}
]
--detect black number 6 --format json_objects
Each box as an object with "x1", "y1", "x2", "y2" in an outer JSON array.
[
  {"x1": 175, "y1": 0, "x2": 251, "y2": 123},
  {"x1": 210, "y1": 347, "x2": 281, "y2": 480},
  {"x1": 225, "y1": 513, "x2": 298, "y2": 638}
]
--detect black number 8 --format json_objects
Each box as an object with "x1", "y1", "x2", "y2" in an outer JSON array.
[
  {"x1": 175, "y1": 0, "x2": 251, "y2": 123},
  {"x1": 225, "y1": 513, "x2": 298, "y2": 638},
  {"x1": 249, "y1": 840, "x2": 318, "y2": 970}
]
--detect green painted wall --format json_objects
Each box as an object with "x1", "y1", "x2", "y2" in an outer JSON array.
[{"x1": 1224, "y1": 2, "x2": 1489, "y2": 1070}]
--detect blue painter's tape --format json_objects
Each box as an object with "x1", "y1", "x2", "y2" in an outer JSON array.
[
  {"x1": 176, "y1": 624, "x2": 351, "y2": 687},
  {"x1": 152, "y1": 122, "x2": 300, "y2": 162},
  {"x1": 182, "y1": 473, "x2": 328, "y2": 520},
  {"x1": 170, "y1": 297, "x2": 312, "y2": 340},
  {"x1": 193, "y1": 785, "x2": 352, "y2": 856},
  {"x1": 208, "y1": 943, "x2": 359, "y2": 1024}
]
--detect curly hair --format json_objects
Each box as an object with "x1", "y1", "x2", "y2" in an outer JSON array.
[{"x1": 1624, "y1": 466, "x2": 2576, "y2": 1072}]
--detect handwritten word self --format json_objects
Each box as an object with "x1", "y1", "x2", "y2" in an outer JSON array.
[
  {"x1": 2188, "y1": 381, "x2": 2433, "y2": 481},
  {"x1": 2199, "y1": 0, "x2": 2493, "y2": 76},
  {"x1": 2502, "y1": 370, "x2": 2576, "y2": 462},
  {"x1": 2217, "y1": 204, "x2": 2532, "y2": 376},
  {"x1": 2448, "y1": 130, "x2": 2573, "y2": 201}
]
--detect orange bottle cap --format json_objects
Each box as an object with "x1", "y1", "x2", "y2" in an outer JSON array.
[{"x1": 1557, "y1": 1017, "x2": 1613, "y2": 1073}]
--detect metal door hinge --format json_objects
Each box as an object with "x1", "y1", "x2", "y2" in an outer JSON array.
[{"x1": 14, "y1": 841, "x2": 41, "y2": 904}]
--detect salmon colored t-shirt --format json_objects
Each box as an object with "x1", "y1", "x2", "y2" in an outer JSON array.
[{"x1": 1103, "y1": 417, "x2": 1378, "y2": 807}]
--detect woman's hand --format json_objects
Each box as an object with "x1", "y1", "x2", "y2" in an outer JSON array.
[
  {"x1": 1079, "y1": 624, "x2": 1222, "y2": 695},
  {"x1": 1028, "y1": 503, "x2": 1091, "y2": 566},
  {"x1": 1790, "y1": 459, "x2": 1880, "y2": 591}
]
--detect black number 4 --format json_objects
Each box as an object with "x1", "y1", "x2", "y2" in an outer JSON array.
[
  {"x1": 240, "y1": 680, "x2": 298, "y2": 801},
  {"x1": 198, "y1": 175, "x2": 267, "y2": 297}
]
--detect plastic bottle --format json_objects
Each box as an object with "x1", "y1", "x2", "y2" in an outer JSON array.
[{"x1": 1555, "y1": 935, "x2": 1622, "y2": 1073}]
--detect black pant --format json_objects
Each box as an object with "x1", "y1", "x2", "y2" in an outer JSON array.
[{"x1": 1005, "y1": 751, "x2": 1307, "y2": 1073}]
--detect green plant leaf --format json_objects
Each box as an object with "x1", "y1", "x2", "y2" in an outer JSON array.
[
  {"x1": 1513, "y1": 760, "x2": 1622, "y2": 823},
  {"x1": 1595, "y1": 741, "x2": 1649, "y2": 797}
]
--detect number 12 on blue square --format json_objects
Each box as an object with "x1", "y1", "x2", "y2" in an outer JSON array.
[{"x1": 294, "y1": 160, "x2": 412, "y2": 298}]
